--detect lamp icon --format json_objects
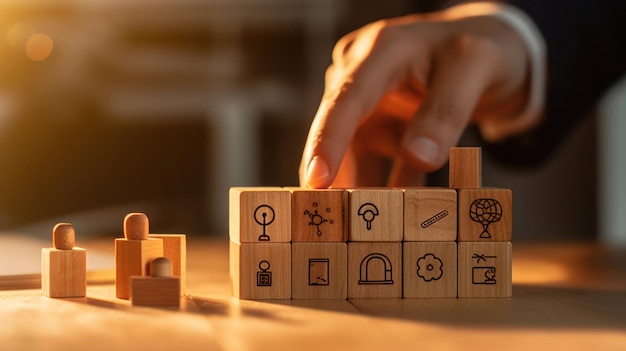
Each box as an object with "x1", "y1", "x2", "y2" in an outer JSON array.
[
  {"x1": 254, "y1": 204, "x2": 275, "y2": 241},
  {"x1": 357, "y1": 203, "x2": 379, "y2": 230}
]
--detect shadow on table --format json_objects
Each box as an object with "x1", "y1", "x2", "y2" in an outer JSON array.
[
  {"x1": 187, "y1": 295, "x2": 304, "y2": 324},
  {"x1": 261, "y1": 284, "x2": 626, "y2": 331}
]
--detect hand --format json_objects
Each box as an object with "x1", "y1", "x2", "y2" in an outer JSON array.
[{"x1": 299, "y1": 9, "x2": 530, "y2": 188}]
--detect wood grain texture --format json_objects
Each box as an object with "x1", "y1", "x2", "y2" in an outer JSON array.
[
  {"x1": 291, "y1": 189, "x2": 348, "y2": 242},
  {"x1": 348, "y1": 189, "x2": 403, "y2": 242},
  {"x1": 458, "y1": 242, "x2": 512, "y2": 297},
  {"x1": 114, "y1": 238, "x2": 163, "y2": 299},
  {"x1": 404, "y1": 188, "x2": 457, "y2": 241},
  {"x1": 449, "y1": 147, "x2": 482, "y2": 188},
  {"x1": 230, "y1": 241, "x2": 291, "y2": 299},
  {"x1": 457, "y1": 188, "x2": 512, "y2": 242},
  {"x1": 291, "y1": 243, "x2": 347, "y2": 299},
  {"x1": 131, "y1": 276, "x2": 180, "y2": 307},
  {"x1": 149, "y1": 234, "x2": 186, "y2": 295},
  {"x1": 347, "y1": 242, "x2": 402, "y2": 298},
  {"x1": 4, "y1": 239, "x2": 626, "y2": 351},
  {"x1": 41, "y1": 248, "x2": 86, "y2": 298},
  {"x1": 229, "y1": 187, "x2": 291, "y2": 243},
  {"x1": 403, "y1": 242, "x2": 457, "y2": 298}
]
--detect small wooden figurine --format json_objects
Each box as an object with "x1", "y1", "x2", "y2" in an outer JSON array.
[
  {"x1": 115, "y1": 213, "x2": 163, "y2": 299},
  {"x1": 41, "y1": 223, "x2": 86, "y2": 298},
  {"x1": 131, "y1": 257, "x2": 180, "y2": 307}
]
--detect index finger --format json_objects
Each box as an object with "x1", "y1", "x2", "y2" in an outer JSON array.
[{"x1": 299, "y1": 24, "x2": 416, "y2": 188}]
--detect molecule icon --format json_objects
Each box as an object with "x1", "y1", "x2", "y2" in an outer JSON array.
[{"x1": 303, "y1": 202, "x2": 334, "y2": 236}]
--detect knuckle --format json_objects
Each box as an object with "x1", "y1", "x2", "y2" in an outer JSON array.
[
  {"x1": 424, "y1": 99, "x2": 466, "y2": 129},
  {"x1": 370, "y1": 20, "x2": 407, "y2": 49},
  {"x1": 446, "y1": 33, "x2": 497, "y2": 62},
  {"x1": 333, "y1": 33, "x2": 356, "y2": 61}
]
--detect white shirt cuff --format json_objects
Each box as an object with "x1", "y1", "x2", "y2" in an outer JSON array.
[{"x1": 442, "y1": 2, "x2": 547, "y2": 142}]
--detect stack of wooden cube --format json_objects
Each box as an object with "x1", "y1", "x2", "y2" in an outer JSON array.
[
  {"x1": 450, "y1": 148, "x2": 512, "y2": 298},
  {"x1": 229, "y1": 147, "x2": 512, "y2": 299},
  {"x1": 229, "y1": 188, "x2": 293, "y2": 299}
]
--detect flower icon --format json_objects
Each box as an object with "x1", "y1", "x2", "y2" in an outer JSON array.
[{"x1": 416, "y1": 253, "x2": 443, "y2": 282}]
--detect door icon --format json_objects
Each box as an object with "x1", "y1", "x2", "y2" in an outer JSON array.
[{"x1": 358, "y1": 253, "x2": 393, "y2": 285}]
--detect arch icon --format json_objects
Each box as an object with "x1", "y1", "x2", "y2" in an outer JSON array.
[{"x1": 358, "y1": 253, "x2": 393, "y2": 285}]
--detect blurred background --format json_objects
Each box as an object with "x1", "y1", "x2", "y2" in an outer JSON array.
[{"x1": 0, "y1": 0, "x2": 623, "y2": 245}]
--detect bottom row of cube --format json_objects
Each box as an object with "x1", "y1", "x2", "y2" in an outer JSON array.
[{"x1": 230, "y1": 241, "x2": 512, "y2": 299}]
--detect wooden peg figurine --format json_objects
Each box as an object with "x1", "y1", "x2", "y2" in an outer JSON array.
[
  {"x1": 149, "y1": 234, "x2": 187, "y2": 295},
  {"x1": 131, "y1": 257, "x2": 180, "y2": 307},
  {"x1": 41, "y1": 223, "x2": 87, "y2": 298},
  {"x1": 115, "y1": 213, "x2": 163, "y2": 299}
]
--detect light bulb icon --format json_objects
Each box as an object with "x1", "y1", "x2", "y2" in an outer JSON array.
[{"x1": 358, "y1": 203, "x2": 379, "y2": 230}]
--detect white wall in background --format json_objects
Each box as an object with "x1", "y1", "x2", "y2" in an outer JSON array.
[{"x1": 598, "y1": 75, "x2": 626, "y2": 247}]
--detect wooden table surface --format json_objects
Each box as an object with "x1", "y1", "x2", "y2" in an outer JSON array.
[{"x1": 1, "y1": 238, "x2": 625, "y2": 351}]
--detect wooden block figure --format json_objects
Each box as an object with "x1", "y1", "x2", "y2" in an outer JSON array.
[
  {"x1": 457, "y1": 188, "x2": 512, "y2": 241},
  {"x1": 458, "y1": 242, "x2": 512, "y2": 297},
  {"x1": 291, "y1": 243, "x2": 347, "y2": 299},
  {"x1": 115, "y1": 213, "x2": 164, "y2": 299},
  {"x1": 131, "y1": 257, "x2": 180, "y2": 307},
  {"x1": 348, "y1": 189, "x2": 403, "y2": 242},
  {"x1": 229, "y1": 187, "x2": 291, "y2": 243},
  {"x1": 403, "y1": 242, "x2": 457, "y2": 298},
  {"x1": 291, "y1": 189, "x2": 348, "y2": 242},
  {"x1": 230, "y1": 241, "x2": 291, "y2": 299},
  {"x1": 404, "y1": 188, "x2": 457, "y2": 241},
  {"x1": 449, "y1": 147, "x2": 482, "y2": 188},
  {"x1": 41, "y1": 223, "x2": 86, "y2": 298},
  {"x1": 347, "y1": 242, "x2": 402, "y2": 298},
  {"x1": 149, "y1": 234, "x2": 186, "y2": 295}
]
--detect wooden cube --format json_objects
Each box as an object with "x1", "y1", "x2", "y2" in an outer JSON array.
[
  {"x1": 230, "y1": 241, "x2": 291, "y2": 299},
  {"x1": 115, "y1": 238, "x2": 163, "y2": 299},
  {"x1": 458, "y1": 188, "x2": 512, "y2": 242},
  {"x1": 403, "y1": 242, "x2": 457, "y2": 298},
  {"x1": 404, "y1": 188, "x2": 457, "y2": 241},
  {"x1": 291, "y1": 243, "x2": 347, "y2": 299},
  {"x1": 291, "y1": 189, "x2": 347, "y2": 242},
  {"x1": 348, "y1": 189, "x2": 403, "y2": 242},
  {"x1": 131, "y1": 276, "x2": 180, "y2": 307},
  {"x1": 449, "y1": 147, "x2": 482, "y2": 188},
  {"x1": 41, "y1": 248, "x2": 86, "y2": 298},
  {"x1": 458, "y1": 242, "x2": 512, "y2": 297},
  {"x1": 149, "y1": 234, "x2": 186, "y2": 295},
  {"x1": 229, "y1": 187, "x2": 291, "y2": 243},
  {"x1": 347, "y1": 242, "x2": 402, "y2": 298}
]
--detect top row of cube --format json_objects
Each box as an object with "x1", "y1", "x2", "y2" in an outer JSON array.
[{"x1": 230, "y1": 186, "x2": 512, "y2": 243}]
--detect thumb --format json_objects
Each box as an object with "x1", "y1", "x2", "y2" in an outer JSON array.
[{"x1": 401, "y1": 35, "x2": 497, "y2": 171}]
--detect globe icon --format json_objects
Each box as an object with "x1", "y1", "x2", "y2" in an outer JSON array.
[{"x1": 469, "y1": 198, "x2": 502, "y2": 238}]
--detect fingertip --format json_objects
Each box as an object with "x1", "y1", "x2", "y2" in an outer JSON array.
[
  {"x1": 402, "y1": 136, "x2": 441, "y2": 168},
  {"x1": 304, "y1": 155, "x2": 332, "y2": 189}
]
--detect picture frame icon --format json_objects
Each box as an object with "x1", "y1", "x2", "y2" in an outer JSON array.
[
  {"x1": 472, "y1": 266, "x2": 496, "y2": 285},
  {"x1": 308, "y1": 258, "x2": 329, "y2": 286}
]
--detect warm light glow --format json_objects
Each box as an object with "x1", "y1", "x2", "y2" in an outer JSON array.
[
  {"x1": 513, "y1": 259, "x2": 570, "y2": 284},
  {"x1": 6, "y1": 23, "x2": 35, "y2": 49},
  {"x1": 25, "y1": 33, "x2": 54, "y2": 61}
]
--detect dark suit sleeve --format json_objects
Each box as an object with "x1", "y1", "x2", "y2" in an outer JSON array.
[{"x1": 442, "y1": 0, "x2": 626, "y2": 166}]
